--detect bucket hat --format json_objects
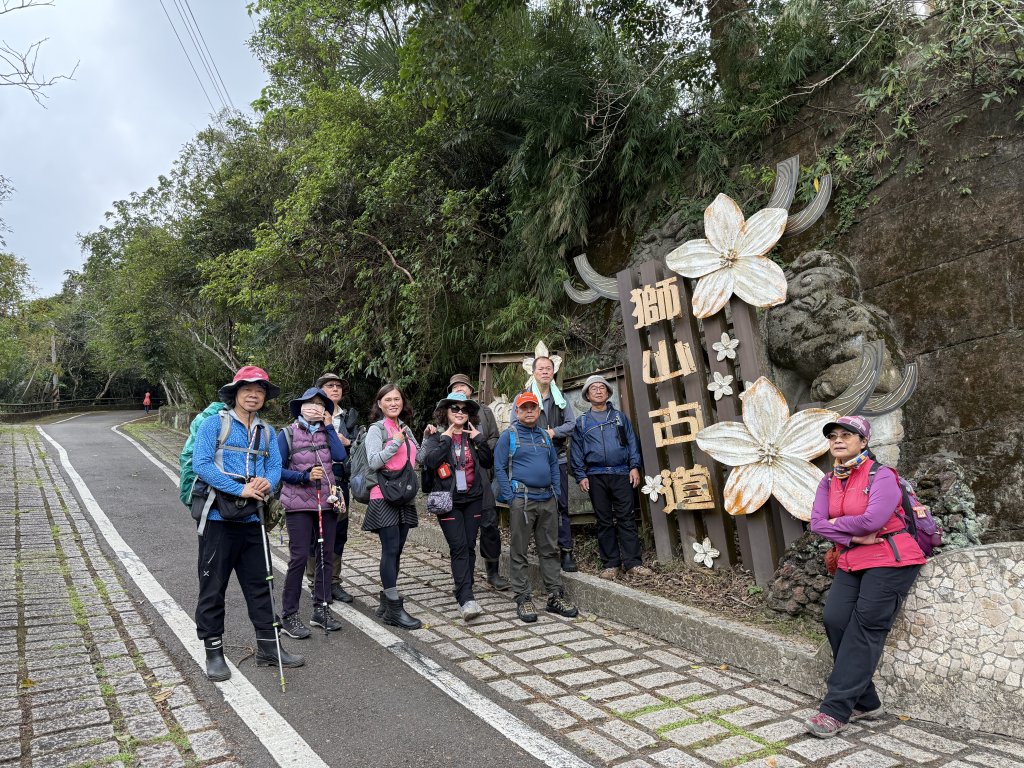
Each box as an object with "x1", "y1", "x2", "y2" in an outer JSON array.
[
  {"x1": 582, "y1": 375, "x2": 614, "y2": 402},
  {"x1": 447, "y1": 373, "x2": 477, "y2": 395},
  {"x1": 289, "y1": 387, "x2": 336, "y2": 419},
  {"x1": 435, "y1": 391, "x2": 480, "y2": 417},
  {"x1": 218, "y1": 366, "x2": 280, "y2": 401},
  {"x1": 316, "y1": 372, "x2": 350, "y2": 391}
]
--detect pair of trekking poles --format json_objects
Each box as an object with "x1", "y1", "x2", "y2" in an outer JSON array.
[{"x1": 256, "y1": 478, "x2": 331, "y2": 694}]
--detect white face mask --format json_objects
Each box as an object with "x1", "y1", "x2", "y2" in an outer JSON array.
[{"x1": 300, "y1": 402, "x2": 325, "y2": 421}]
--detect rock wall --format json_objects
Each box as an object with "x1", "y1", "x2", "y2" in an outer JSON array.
[
  {"x1": 766, "y1": 88, "x2": 1024, "y2": 541},
  {"x1": 880, "y1": 543, "x2": 1024, "y2": 739}
]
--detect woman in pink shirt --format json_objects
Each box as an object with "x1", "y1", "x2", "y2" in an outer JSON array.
[
  {"x1": 806, "y1": 415, "x2": 925, "y2": 738},
  {"x1": 362, "y1": 384, "x2": 421, "y2": 629}
]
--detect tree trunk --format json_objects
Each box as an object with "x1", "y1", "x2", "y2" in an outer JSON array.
[
  {"x1": 94, "y1": 371, "x2": 116, "y2": 402},
  {"x1": 708, "y1": 0, "x2": 755, "y2": 95}
]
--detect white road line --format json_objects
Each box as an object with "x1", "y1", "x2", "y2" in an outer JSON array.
[
  {"x1": 52, "y1": 413, "x2": 85, "y2": 424},
  {"x1": 108, "y1": 419, "x2": 596, "y2": 768},
  {"x1": 37, "y1": 425, "x2": 328, "y2": 768}
]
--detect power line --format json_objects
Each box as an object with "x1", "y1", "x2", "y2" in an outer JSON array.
[
  {"x1": 157, "y1": 0, "x2": 216, "y2": 113},
  {"x1": 181, "y1": 0, "x2": 235, "y2": 109},
  {"x1": 171, "y1": 0, "x2": 229, "y2": 111}
]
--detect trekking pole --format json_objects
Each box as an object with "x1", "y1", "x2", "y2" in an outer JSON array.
[
  {"x1": 315, "y1": 479, "x2": 328, "y2": 637},
  {"x1": 256, "y1": 500, "x2": 287, "y2": 693}
]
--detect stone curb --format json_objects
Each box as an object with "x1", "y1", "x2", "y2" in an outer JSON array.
[{"x1": 347, "y1": 505, "x2": 831, "y2": 698}]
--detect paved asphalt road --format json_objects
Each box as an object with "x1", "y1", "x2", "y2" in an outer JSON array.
[{"x1": 42, "y1": 411, "x2": 553, "y2": 768}]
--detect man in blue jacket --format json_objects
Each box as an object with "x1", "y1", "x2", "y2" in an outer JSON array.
[
  {"x1": 192, "y1": 366, "x2": 303, "y2": 681},
  {"x1": 570, "y1": 376, "x2": 651, "y2": 580},
  {"x1": 495, "y1": 391, "x2": 579, "y2": 623}
]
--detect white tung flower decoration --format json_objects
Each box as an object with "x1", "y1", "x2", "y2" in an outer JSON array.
[
  {"x1": 695, "y1": 377, "x2": 837, "y2": 521},
  {"x1": 692, "y1": 537, "x2": 720, "y2": 568},
  {"x1": 712, "y1": 332, "x2": 740, "y2": 361},
  {"x1": 640, "y1": 474, "x2": 664, "y2": 502},
  {"x1": 708, "y1": 372, "x2": 734, "y2": 401},
  {"x1": 665, "y1": 194, "x2": 789, "y2": 319},
  {"x1": 522, "y1": 340, "x2": 562, "y2": 376}
]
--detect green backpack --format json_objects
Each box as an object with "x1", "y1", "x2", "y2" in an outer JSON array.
[{"x1": 178, "y1": 402, "x2": 229, "y2": 508}]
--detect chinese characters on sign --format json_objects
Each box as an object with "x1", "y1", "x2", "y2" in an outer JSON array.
[{"x1": 631, "y1": 276, "x2": 723, "y2": 518}]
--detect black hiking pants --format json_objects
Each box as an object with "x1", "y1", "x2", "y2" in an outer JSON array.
[
  {"x1": 195, "y1": 520, "x2": 274, "y2": 640},
  {"x1": 820, "y1": 565, "x2": 921, "y2": 722}
]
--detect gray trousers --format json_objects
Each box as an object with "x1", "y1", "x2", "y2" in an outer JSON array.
[{"x1": 509, "y1": 496, "x2": 563, "y2": 600}]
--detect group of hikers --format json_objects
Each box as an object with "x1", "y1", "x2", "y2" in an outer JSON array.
[
  {"x1": 184, "y1": 362, "x2": 932, "y2": 741},
  {"x1": 186, "y1": 357, "x2": 650, "y2": 682}
]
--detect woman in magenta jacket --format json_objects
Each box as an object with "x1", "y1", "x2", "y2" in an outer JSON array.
[{"x1": 806, "y1": 415, "x2": 925, "y2": 739}]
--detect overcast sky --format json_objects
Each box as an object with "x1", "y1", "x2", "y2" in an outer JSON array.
[{"x1": 1, "y1": 1, "x2": 267, "y2": 297}]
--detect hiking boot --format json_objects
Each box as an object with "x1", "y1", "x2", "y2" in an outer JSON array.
[
  {"x1": 375, "y1": 591, "x2": 386, "y2": 617},
  {"x1": 560, "y1": 550, "x2": 578, "y2": 572},
  {"x1": 311, "y1": 604, "x2": 343, "y2": 632},
  {"x1": 850, "y1": 705, "x2": 884, "y2": 722},
  {"x1": 459, "y1": 600, "x2": 484, "y2": 622},
  {"x1": 485, "y1": 561, "x2": 510, "y2": 591},
  {"x1": 516, "y1": 597, "x2": 538, "y2": 623},
  {"x1": 382, "y1": 596, "x2": 422, "y2": 630},
  {"x1": 203, "y1": 636, "x2": 230, "y2": 682},
  {"x1": 546, "y1": 590, "x2": 579, "y2": 618},
  {"x1": 255, "y1": 630, "x2": 305, "y2": 668},
  {"x1": 626, "y1": 565, "x2": 654, "y2": 577},
  {"x1": 806, "y1": 712, "x2": 846, "y2": 738},
  {"x1": 599, "y1": 567, "x2": 619, "y2": 580},
  {"x1": 281, "y1": 613, "x2": 311, "y2": 640},
  {"x1": 331, "y1": 583, "x2": 353, "y2": 603}
]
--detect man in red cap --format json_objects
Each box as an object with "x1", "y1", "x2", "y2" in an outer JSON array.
[
  {"x1": 191, "y1": 366, "x2": 303, "y2": 680},
  {"x1": 494, "y1": 391, "x2": 578, "y2": 623}
]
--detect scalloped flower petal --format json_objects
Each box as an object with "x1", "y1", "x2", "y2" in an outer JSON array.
[
  {"x1": 704, "y1": 194, "x2": 744, "y2": 253},
  {"x1": 665, "y1": 239, "x2": 722, "y2": 279}
]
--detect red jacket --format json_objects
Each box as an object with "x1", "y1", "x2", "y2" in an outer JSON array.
[{"x1": 809, "y1": 459, "x2": 925, "y2": 572}]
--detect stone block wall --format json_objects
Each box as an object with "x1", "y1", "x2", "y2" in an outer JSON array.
[
  {"x1": 157, "y1": 406, "x2": 199, "y2": 434},
  {"x1": 880, "y1": 543, "x2": 1024, "y2": 739}
]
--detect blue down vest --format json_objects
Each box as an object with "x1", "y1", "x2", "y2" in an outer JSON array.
[{"x1": 280, "y1": 424, "x2": 332, "y2": 512}]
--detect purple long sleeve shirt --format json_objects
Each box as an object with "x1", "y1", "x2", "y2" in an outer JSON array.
[{"x1": 808, "y1": 467, "x2": 901, "y2": 547}]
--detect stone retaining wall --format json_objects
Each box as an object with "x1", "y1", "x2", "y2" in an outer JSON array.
[
  {"x1": 158, "y1": 406, "x2": 200, "y2": 433},
  {"x1": 880, "y1": 542, "x2": 1024, "y2": 739}
]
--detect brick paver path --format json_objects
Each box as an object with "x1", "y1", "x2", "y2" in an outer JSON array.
[{"x1": 1, "y1": 426, "x2": 240, "y2": 768}]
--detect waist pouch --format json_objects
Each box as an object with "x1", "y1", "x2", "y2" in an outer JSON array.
[{"x1": 190, "y1": 480, "x2": 259, "y2": 521}]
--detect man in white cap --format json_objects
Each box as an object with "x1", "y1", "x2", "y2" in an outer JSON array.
[{"x1": 570, "y1": 375, "x2": 651, "y2": 579}]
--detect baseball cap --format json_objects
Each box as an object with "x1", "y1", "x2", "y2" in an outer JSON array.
[
  {"x1": 822, "y1": 415, "x2": 871, "y2": 441},
  {"x1": 513, "y1": 391, "x2": 540, "y2": 409}
]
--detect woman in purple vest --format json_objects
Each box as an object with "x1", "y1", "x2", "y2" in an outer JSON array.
[{"x1": 278, "y1": 387, "x2": 348, "y2": 639}]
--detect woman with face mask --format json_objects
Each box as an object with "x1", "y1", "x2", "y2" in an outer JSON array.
[{"x1": 278, "y1": 387, "x2": 348, "y2": 640}]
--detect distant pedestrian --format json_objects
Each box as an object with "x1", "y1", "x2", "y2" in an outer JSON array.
[
  {"x1": 496, "y1": 391, "x2": 578, "y2": 623},
  {"x1": 191, "y1": 366, "x2": 303, "y2": 681},
  {"x1": 304, "y1": 372, "x2": 359, "y2": 603},
  {"x1": 142, "y1": 391, "x2": 152, "y2": 414},
  {"x1": 806, "y1": 415, "x2": 925, "y2": 738},
  {"x1": 570, "y1": 376, "x2": 650, "y2": 580},
  {"x1": 422, "y1": 392, "x2": 492, "y2": 621},
  {"x1": 364, "y1": 384, "x2": 422, "y2": 630},
  {"x1": 279, "y1": 387, "x2": 346, "y2": 639}
]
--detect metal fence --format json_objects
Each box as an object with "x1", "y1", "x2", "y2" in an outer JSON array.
[{"x1": 0, "y1": 397, "x2": 140, "y2": 423}]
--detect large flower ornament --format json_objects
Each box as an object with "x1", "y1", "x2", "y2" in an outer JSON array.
[
  {"x1": 695, "y1": 377, "x2": 837, "y2": 521},
  {"x1": 665, "y1": 194, "x2": 789, "y2": 319},
  {"x1": 523, "y1": 340, "x2": 562, "y2": 378}
]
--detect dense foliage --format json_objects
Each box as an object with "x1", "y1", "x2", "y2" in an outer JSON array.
[{"x1": 1, "y1": 0, "x2": 1020, "y2": 418}]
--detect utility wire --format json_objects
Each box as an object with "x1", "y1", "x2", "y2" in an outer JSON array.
[
  {"x1": 157, "y1": 0, "x2": 216, "y2": 113},
  {"x1": 182, "y1": 0, "x2": 235, "y2": 109},
  {"x1": 171, "y1": 0, "x2": 229, "y2": 110}
]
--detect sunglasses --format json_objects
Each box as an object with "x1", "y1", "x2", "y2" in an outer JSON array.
[{"x1": 448, "y1": 404, "x2": 469, "y2": 414}]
